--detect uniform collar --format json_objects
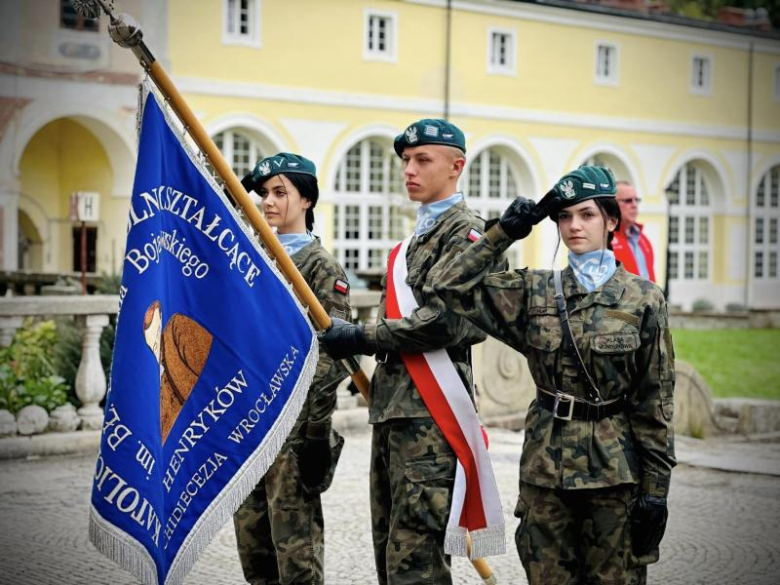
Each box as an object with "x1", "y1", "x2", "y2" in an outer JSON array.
[
  {"x1": 561, "y1": 264, "x2": 626, "y2": 311},
  {"x1": 415, "y1": 192, "x2": 464, "y2": 236},
  {"x1": 413, "y1": 198, "x2": 467, "y2": 243},
  {"x1": 568, "y1": 249, "x2": 617, "y2": 293},
  {"x1": 281, "y1": 233, "x2": 317, "y2": 260}
]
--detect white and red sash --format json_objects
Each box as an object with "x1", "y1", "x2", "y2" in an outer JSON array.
[{"x1": 385, "y1": 237, "x2": 505, "y2": 559}]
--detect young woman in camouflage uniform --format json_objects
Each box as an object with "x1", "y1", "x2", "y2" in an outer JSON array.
[
  {"x1": 433, "y1": 166, "x2": 676, "y2": 584},
  {"x1": 233, "y1": 153, "x2": 351, "y2": 585}
]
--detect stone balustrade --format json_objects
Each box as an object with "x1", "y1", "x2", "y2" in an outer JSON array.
[
  {"x1": 0, "y1": 295, "x2": 119, "y2": 430},
  {"x1": 0, "y1": 291, "x2": 383, "y2": 433},
  {"x1": 0, "y1": 291, "x2": 770, "y2": 440}
]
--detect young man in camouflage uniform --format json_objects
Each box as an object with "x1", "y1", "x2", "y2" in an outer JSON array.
[
  {"x1": 233, "y1": 153, "x2": 350, "y2": 585},
  {"x1": 320, "y1": 119, "x2": 504, "y2": 584},
  {"x1": 432, "y1": 166, "x2": 676, "y2": 584}
]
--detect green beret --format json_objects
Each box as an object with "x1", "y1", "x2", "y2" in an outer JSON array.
[
  {"x1": 552, "y1": 165, "x2": 616, "y2": 209},
  {"x1": 252, "y1": 152, "x2": 317, "y2": 184},
  {"x1": 393, "y1": 118, "x2": 466, "y2": 156}
]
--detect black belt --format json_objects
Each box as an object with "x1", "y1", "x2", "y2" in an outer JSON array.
[{"x1": 536, "y1": 388, "x2": 625, "y2": 421}]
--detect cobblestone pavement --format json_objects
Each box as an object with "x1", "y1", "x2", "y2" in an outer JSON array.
[{"x1": 0, "y1": 428, "x2": 779, "y2": 584}]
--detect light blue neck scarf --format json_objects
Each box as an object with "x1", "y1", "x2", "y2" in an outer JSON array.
[
  {"x1": 568, "y1": 249, "x2": 617, "y2": 292},
  {"x1": 277, "y1": 232, "x2": 315, "y2": 256},
  {"x1": 415, "y1": 192, "x2": 464, "y2": 236}
]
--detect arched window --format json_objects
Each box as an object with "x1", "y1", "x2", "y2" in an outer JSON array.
[
  {"x1": 463, "y1": 148, "x2": 519, "y2": 221},
  {"x1": 754, "y1": 165, "x2": 780, "y2": 280},
  {"x1": 666, "y1": 163, "x2": 712, "y2": 282},
  {"x1": 581, "y1": 153, "x2": 632, "y2": 183},
  {"x1": 214, "y1": 129, "x2": 264, "y2": 179},
  {"x1": 332, "y1": 138, "x2": 406, "y2": 271}
]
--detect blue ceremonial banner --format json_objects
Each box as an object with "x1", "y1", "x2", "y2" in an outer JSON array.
[{"x1": 88, "y1": 89, "x2": 317, "y2": 584}]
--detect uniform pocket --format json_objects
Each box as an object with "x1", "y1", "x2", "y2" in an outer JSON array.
[
  {"x1": 413, "y1": 305, "x2": 438, "y2": 322},
  {"x1": 661, "y1": 395, "x2": 674, "y2": 422},
  {"x1": 527, "y1": 315, "x2": 563, "y2": 353},
  {"x1": 403, "y1": 456, "x2": 455, "y2": 533},
  {"x1": 406, "y1": 266, "x2": 423, "y2": 288}
]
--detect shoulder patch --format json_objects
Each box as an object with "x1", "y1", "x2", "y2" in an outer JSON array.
[
  {"x1": 467, "y1": 228, "x2": 482, "y2": 243},
  {"x1": 334, "y1": 279, "x2": 349, "y2": 295}
]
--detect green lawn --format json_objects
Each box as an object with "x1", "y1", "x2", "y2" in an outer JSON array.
[{"x1": 671, "y1": 329, "x2": 780, "y2": 400}]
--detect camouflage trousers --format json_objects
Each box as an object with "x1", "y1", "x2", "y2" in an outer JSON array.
[
  {"x1": 233, "y1": 437, "x2": 324, "y2": 585},
  {"x1": 515, "y1": 482, "x2": 650, "y2": 585},
  {"x1": 370, "y1": 417, "x2": 457, "y2": 585}
]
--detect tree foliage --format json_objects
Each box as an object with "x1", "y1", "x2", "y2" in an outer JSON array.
[{"x1": 666, "y1": 0, "x2": 780, "y2": 28}]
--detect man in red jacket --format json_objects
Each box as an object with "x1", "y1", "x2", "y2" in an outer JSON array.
[{"x1": 612, "y1": 181, "x2": 656, "y2": 282}]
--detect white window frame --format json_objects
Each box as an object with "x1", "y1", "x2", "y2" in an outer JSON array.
[
  {"x1": 222, "y1": 0, "x2": 262, "y2": 48},
  {"x1": 774, "y1": 64, "x2": 780, "y2": 102},
  {"x1": 594, "y1": 41, "x2": 619, "y2": 86},
  {"x1": 213, "y1": 129, "x2": 263, "y2": 183},
  {"x1": 753, "y1": 165, "x2": 780, "y2": 280},
  {"x1": 363, "y1": 10, "x2": 398, "y2": 63},
  {"x1": 487, "y1": 27, "x2": 517, "y2": 76},
  {"x1": 462, "y1": 148, "x2": 524, "y2": 267},
  {"x1": 332, "y1": 139, "x2": 408, "y2": 271},
  {"x1": 667, "y1": 164, "x2": 713, "y2": 283},
  {"x1": 690, "y1": 54, "x2": 713, "y2": 95}
]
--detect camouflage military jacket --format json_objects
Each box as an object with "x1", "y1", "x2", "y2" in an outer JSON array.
[
  {"x1": 291, "y1": 238, "x2": 351, "y2": 439},
  {"x1": 363, "y1": 200, "x2": 504, "y2": 424},
  {"x1": 432, "y1": 224, "x2": 676, "y2": 498}
]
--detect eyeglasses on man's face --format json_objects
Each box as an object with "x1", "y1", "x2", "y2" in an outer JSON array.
[{"x1": 617, "y1": 197, "x2": 642, "y2": 204}]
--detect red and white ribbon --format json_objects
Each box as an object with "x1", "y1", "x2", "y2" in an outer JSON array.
[{"x1": 385, "y1": 237, "x2": 505, "y2": 559}]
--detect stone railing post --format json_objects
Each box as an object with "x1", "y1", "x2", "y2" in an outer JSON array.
[
  {"x1": 0, "y1": 316, "x2": 23, "y2": 347},
  {"x1": 75, "y1": 314, "x2": 109, "y2": 430}
]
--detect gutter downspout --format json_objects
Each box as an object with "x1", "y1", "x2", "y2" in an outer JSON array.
[
  {"x1": 444, "y1": 0, "x2": 452, "y2": 120},
  {"x1": 745, "y1": 42, "x2": 754, "y2": 309}
]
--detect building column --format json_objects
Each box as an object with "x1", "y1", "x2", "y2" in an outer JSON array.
[{"x1": 0, "y1": 180, "x2": 20, "y2": 271}]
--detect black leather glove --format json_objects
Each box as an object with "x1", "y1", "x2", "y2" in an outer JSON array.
[
  {"x1": 499, "y1": 196, "x2": 541, "y2": 240},
  {"x1": 298, "y1": 437, "x2": 331, "y2": 492},
  {"x1": 630, "y1": 493, "x2": 668, "y2": 557},
  {"x1": 532, "y1": 189, "x2": 558, "y2": 222},
  {"x1": 319, "y1": 318, "x2": 371, "y2": 360}
]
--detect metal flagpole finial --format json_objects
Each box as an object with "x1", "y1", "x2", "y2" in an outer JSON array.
[
  {"x1": 70, "y1": 0, "x2": 142, "y2": 48},
  {"x1": 71, "y1": 0, "x2": 153, "y2": 64},
  {"x1": 108, "y1": 12, "x2": 144, "y2": 49},
  {"x1": 70, "y1": 0, "x2": 114, "y2": 19}
]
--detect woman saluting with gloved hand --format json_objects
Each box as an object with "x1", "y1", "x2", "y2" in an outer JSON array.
[{"x1": 431, "y1": 165, "x2": 676, "y2": 584}]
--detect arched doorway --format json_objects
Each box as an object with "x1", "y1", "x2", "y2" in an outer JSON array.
[{"x1": 18, "y1": 117, "x2": 122, "y2": 275}]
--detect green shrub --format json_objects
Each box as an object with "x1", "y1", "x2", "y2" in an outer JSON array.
[
  {"x1": 96, "y1": 272, "x2": 122, "y2": 295},
  {"x1": 692, "y1": 298, "x2": 715, "y2": 312},
  {"x1": 0, "y1": 320, "x2": 70, "y2": 414}
]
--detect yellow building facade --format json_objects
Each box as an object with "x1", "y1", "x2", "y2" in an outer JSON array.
[{"x1": 2, "y1": 0, "x2": 779, "y2": 309}]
